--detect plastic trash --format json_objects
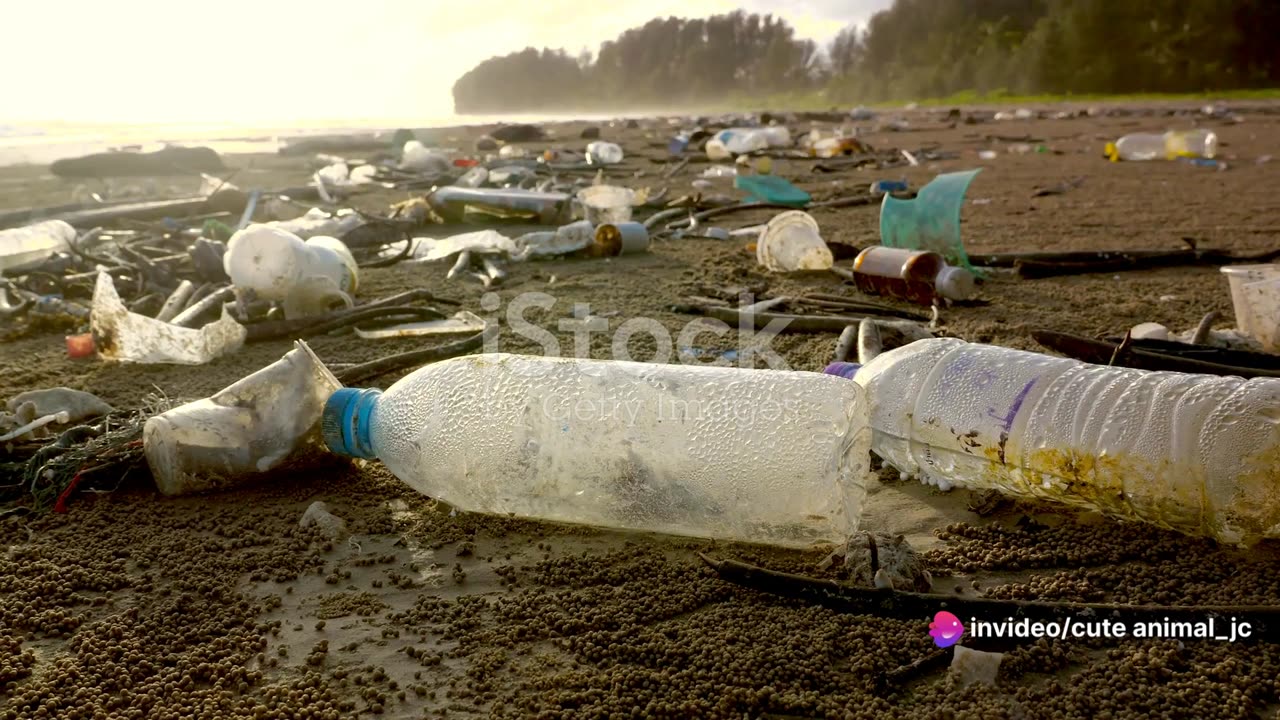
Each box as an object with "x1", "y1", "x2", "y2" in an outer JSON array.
[
  {"x1": 427, "y1": 187, "x2": 571, "y2": 225},
  {"x1": 951, "y1": 646, "x2": 1004, "y2": 687},
  {"x1": 321, "y1": 353, "x2": 871, "y2": 547},
  {"x1": 757, "y1": 211, "x2": 833, "y2": 272},
  {"x1": 354, "y1": 311, "x2": 486, "y2": 339},
  {"x1": 0, "y1": 220, "x2": 76, "y2": 274},
  {"x1": 454, "y1": 166, "x2": 489, "y2": 188},
  {"x1": 144, "y1": 341, "x2": 342, "y2": 495},
  {"x1": 870, "y1": 180, "x2": 908, "y2": 197},
  {"x1": 5, "y1": 387, "x2": 113, "y2": 427},
  {"x1": 1106, "y1": 129, "x2": 1218, "y2": 162},
  {"x1": 1221, "y1": 265, "x2": 1280, "y2": 342},
  {"x1": 498, "y1": 144, "x2": 527, "y2": 159},
  {"x1": 224, "y1": 225, "x2": 358, "y2": 319},
  {"x1": 734, "y1": 176, "x2": 811, "y2": 207},
  {"x1": 835, "y1": 337, "x2": 1280, "y2": 545},
  {"x1": 809, "y1": 137, "x2": 867, "y2": 159},
  {"x1": 577, "y1": 185, "x2": 636, "y2": 225},
  {"x1": 880, "y1": 169, "x2": 982, "y2": 274},
  {"x1": 488, "y1": 165, "x2": 536, "y2": 186},
  {"x1": 90, "y1": 272, "x2": 246, "y2": 365},
  {"x1": 411, "y1": 230, "x2": 515, "y2": 262},
  {"x1": 512, "y1": 220, "x2": 595, "y2": 260},
  {"x1": 591, "y1": 222, "x2": 649, "y2": 256},
  {"x1": 585, "y1": 141, "x2": 624, "y2": 165},
  {"x1": 851, "y1": 247, "x2": 976, "y2": 305},
  {"x1": 399, "y1": 140, "x2": 450, "y2": 173},
  {"x1": 758, "y1": 126, "x2": 792, "y2": 148},
  {"x1": 705, "y1": 129, "x2": 771, "y2": 160},
  {"x1": 266, "y1": 207, "x2": 365, "y2": 240},
  {"x1": 299, "y1": 501, "x2": 348, "y2": 540},
  {"x1": 702, "y1": 165, "x2": 737, "y2": 178}
]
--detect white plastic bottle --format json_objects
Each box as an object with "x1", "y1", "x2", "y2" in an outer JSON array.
[
  {"x1": 839, "y1": 338, "x2": 1280, "y2": 545},
  {"x1": 322, "y1": 353, "x2": 871, "y2": 547},
  {"x1": 0, "y1": 220, "x2": 77, "y2": 273},
  {"x1": 224, "y1": 225, "x2": 358, "y2": 319}
]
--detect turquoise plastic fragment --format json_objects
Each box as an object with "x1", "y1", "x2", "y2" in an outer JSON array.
[
  {"x1": 734, "y1": 175, "x2": 811, "y2": 207},
  {"x1": 880, "y1": 168, "x2": 981, "y2": 274}
]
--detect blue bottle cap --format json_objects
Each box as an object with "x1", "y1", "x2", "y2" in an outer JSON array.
[
  {"x1": 823, "y1": 362, "x2": 861, "y2": 380},
  {"x1": 321, "y1": 387, "x2": 382, "y2": 459}
]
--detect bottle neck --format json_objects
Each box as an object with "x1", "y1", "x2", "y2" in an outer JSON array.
[{"x1": 322, "y1": 387, "x2": 383, "y2": 459}]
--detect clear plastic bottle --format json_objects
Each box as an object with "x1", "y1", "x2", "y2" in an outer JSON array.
[
  {"x1": 706, "y1": 129, "x2": 771, "y2": 160},
  {"x1": 852, "y1": 246, "x2": 976, "y2": 305},
  {"x1": 1106, "y1": 129, "x2": 1218, "y2": 161},
  {"x1": 322, "y1": 353, "x2": 872, "y2": 547},
  {"x1": 838, "y1": 338, "x2": 1280, "y2": 545},
  {"x1": 0, "y1": 220, "x2": 76, "y2": 273}
]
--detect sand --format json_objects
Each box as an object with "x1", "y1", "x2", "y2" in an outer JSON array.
[{"x1": 2, "y1": 102, "x2": 1280, "y2": 719}]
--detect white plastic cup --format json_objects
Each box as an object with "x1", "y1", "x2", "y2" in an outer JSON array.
[
  {"x1": 577, "y1": 185, "x2": 636, "y2": 225},
  {"x1": 1221, "y1": 264, "x2": 1280, "y2": 337},
  {"x1": 756, "y1": 211, "x2": 834, "y2": 272},
  {"x1": 1242, "y1": 277, "x2": 1280, "y2": 351}
]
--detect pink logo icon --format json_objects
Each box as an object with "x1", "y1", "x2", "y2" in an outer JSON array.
[{"x1": 929, "y1": 611, "x2": 964, "y2": 648}]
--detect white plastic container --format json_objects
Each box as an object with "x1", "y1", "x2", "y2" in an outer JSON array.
[
  {"x1": 846, "y1": 338, "x2": 1280, "y2": 545},
  {"x1": 756, "y1": 211, "x2": 834, "y2": 272},
  {"x1": 0, "y1": 220, "x2": 77, "y2": 273},
  {"x1": 322, "y1": 354, "x2": 871, "y2": 548},
  {"x1": 224, "y1": 225, "x2": 358, "y2": 319},
  {"x1": 577, "y1": 185, "x2": 636, "y2": 224},
  {"x1": 1221, "y1": 264, "x2": 1280, "y2": 341},
  {"x1": 585, "y1": 141, "x2": 624, "y2": 165}
]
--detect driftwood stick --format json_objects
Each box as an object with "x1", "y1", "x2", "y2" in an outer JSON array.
[{"x1": 700, "y1": 554, "x2": 1280, "y2": 643}]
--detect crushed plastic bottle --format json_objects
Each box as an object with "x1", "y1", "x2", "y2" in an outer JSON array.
[
  {"x1": 851, "y1": 246, "x2": 976, "y2": 305},
  {"x1": 322, "y1": 354, "x2": 871, "y2": 548},
  {"x1": 0, "y1": 220, "x2": 76, "y2": 274},
  {"x1": 838, "y1": 338, "x2": 1280, "y2": 546},
  {"x1": 585, "y1": 141, "x2": 624, "y2": 165},
  {"x1": 1106, "y1": 129, "x2": 1218, "y2": 162}
]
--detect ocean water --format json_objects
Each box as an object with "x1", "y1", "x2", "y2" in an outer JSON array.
[{"x1": 0, "y1": 112, "x2": 662, "y2": 168}]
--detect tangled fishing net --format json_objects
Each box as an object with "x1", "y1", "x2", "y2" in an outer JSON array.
[{"x1": 1, "y1": 391, "x2": 178, "y2": 513}]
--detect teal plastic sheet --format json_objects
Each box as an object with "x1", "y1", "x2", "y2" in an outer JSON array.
[
  {"x1": 734, "y1": 175, "x2": 811, "y2": 207},
  {"x1": 880, "y1": 168, "x2": 981, "y2": 274}
]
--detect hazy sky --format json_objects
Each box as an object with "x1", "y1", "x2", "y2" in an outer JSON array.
[{"x1": 5, "y1": 0, "x2": 892, "y2": 127}]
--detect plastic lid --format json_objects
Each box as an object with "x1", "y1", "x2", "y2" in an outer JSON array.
[
  {"x1": 935, "y1": 265, "x2": 977, "y2": 301},
  {"x1": 321, "y1": 388, "x2": 382, "y2": 459},
  {"x1": 823, "y1": 362, "x2": 861, "y2": 380}
]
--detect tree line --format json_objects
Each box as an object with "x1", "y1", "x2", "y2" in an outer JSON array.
[{"x1": 451, "y1": 0, "x2": 1280, "y2": 113}]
